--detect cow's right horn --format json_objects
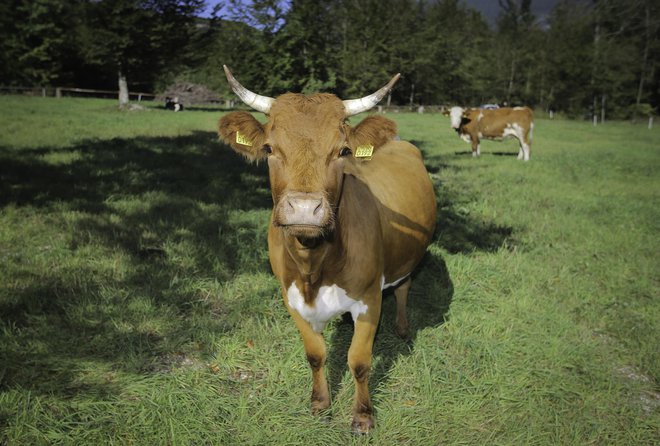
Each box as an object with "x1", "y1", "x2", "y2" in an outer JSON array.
[
  {"x1": 223, "y1": 65, "x2": 274, "y2": 114},
  {"x1": 342, "y1": 73, "x2": 401, "y2": 116}
]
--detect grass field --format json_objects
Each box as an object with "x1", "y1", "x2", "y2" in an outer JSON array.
[{"x1": 0, "y1": 96, "x2": 658, "y2": 445}]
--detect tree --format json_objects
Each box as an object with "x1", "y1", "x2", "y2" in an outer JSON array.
[
  {"x1": 0, "y1": 0, "x2": 80, "y2": 87},
  {"x1": 494, "y1": 0, "x2": 537, "y2": 105},
  {"x1": 415, "y1": 0, "x2": 492, "y2": 105},
  {"x1": 269, "y1": 0, "x2": 339, "y2": 94},
  {"x1": 79, "y1": 0, "x2": 204, "y2": 108},
  {"x1": 335, "y1": 0, "x2": 420, "y2": 102}
]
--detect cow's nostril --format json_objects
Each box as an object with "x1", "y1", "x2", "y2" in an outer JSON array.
[{"x1": 313, "y1": 201, "x2": 323, "y2": 215}]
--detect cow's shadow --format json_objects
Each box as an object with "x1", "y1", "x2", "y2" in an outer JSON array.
[
  {"x1": 0, "y1": 130, "x2": 511, "y2": 409},
  {"x1": 324, "y1": 147, "x2": 514, "y2": 411},
  {"x1": 325, "y1": 250, "x2": 453, "y2": 407}
]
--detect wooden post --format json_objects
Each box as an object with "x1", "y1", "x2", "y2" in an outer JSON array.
[
  {"x1": 56, "y1": 87, "x2": 61, "y2": 98},
  {"x1": 649, "y1": 116, "x2": 653, "y2": 130}
]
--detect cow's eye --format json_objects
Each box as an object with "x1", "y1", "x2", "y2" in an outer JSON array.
[
  {"x1": 339, "y1": 147, "x2": 352, "y2": 157},
  {"x1": 262, "y1": 144, "x2": 273, "y2": 154}
]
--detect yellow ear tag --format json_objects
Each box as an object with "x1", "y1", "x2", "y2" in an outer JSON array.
[
  {"x1": 355, "y1": 144, "x2": 374, "y2": 160},
  {"x1": 236, "y1": 131, "x2": 252, "y2": 146}
]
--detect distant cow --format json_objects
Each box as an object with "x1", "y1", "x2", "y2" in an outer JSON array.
[
  {"x1": 165, "y1": 96, "x2": 183, "y2": 112},
  {"x1": 447, "y1": 106, "x2": 534, "y2": 160},
  {"x1": 218, "y1": 66, "x2": 436, "y2": 433}
]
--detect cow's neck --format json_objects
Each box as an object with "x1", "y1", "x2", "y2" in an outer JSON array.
[{"x1": 284, "y1": 235, "x2": 333, "y2": 303}]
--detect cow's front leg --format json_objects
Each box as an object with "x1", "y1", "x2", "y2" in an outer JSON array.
[
  {"x1": 348, "y1": 300, "x2": 381, "y2": 434},
  {"x1": 289, "y1": 309, "x2": 330, "y2": 414}
]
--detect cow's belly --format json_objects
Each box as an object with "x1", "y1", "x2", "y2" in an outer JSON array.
[{"x1": 287, "y1": 282, "x2": 368, "y2": 332}]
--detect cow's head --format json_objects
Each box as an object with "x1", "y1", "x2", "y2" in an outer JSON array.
[
  {"x1": 219, "y1": 66, "x2": 400, "y2": 241},
  {"x1": 449, "y1": 106, "x2": 466, "y2": 129}
]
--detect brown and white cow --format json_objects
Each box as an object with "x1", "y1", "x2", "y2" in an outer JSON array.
[
  {"x1": 218, "y1": 66, "x2": 436, "y2": 433},
  {"x1": 447, "y1": 106, "x2": 534, "y2": 160}
]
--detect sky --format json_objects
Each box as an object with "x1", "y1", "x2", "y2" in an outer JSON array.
[
  {"x1": 464, "y1": 0, "x2": 559, "y2": 25},
  {"x1": 202, "y1": 0, "x2": 561, "y2": 24}
]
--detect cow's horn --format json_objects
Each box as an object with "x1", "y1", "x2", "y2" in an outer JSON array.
[
  {"x1": 223, "y1": 65, "x2": 274, "y2": 114},
  {"x1": 342, "y1": 73, "x2": 401, "y2": 116}
]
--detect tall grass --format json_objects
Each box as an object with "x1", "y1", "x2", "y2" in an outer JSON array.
[{"x1": 0, "y1": 96, "x2": 658, "y2": 445}]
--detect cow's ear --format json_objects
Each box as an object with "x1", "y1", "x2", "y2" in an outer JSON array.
[
  {"x1": 347, "y1": 115, "x2": 398, "y2": 151},
  {"x1": 218, "y1": 111, "x2": 267, "y2": 161}
]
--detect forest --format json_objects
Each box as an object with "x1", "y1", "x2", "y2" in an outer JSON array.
[{"x1": 1, "y1": 0, "x2": 658, "y2": 119}]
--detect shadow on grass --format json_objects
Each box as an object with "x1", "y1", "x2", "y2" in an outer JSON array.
[
  {"x1": 425, "y1": 154, "x2": 515, "y2": 254},
  {"x1": 326, "y1": 251, "x2": 453, "y2": 405},
  {"x1": 453, "y1": 150, "x2": 518, "y2": 157},
  {"x1": 0, "y1": 131, "x2": 274, "y2": 396},
  {"x1": 0, "y1": 132, "x2": 511, "y2": 405}
]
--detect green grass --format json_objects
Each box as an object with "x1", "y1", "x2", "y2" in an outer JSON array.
[{"x1": 0, "y1": 95, "x2": 658, "y2": 445}]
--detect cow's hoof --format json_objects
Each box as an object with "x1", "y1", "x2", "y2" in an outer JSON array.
[
  {"x1": 313, "y1": 408, "x2": 332, "y2": 424},
  {"x1": 351, "y1": 414, "x2": 375, "y2": 435},
  {"x1": 395, "y1": 325, "x2": 410, "y2": 340},
  {"x1": 311, "y1": 400, "x2": 330, "y2": 416}
]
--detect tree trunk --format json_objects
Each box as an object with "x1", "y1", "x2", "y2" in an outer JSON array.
[
  {"x1": 507, "y1": 58, "x2": 515, "y2": 104},
  {"x1": 591, "y1": 11, "x2": 600, "y2": 125},
  {"x1": 635, "y1": 3, "x2": 651, "y2": 110},
  {"x1": 118, "y1": 68, "x2": 129, "y2": 109}
]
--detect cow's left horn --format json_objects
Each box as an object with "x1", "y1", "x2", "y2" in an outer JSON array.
[
  {"x1": 342, "y1": 73, "x2": 401, "y2": 116},
  {"x1": 223, "y1": 65, "x2": 274, "y2": 114}
]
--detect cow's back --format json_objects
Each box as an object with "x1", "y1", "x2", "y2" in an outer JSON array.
[{"x1": 347, "y1": 141, "x2": 436, "y2": 282}]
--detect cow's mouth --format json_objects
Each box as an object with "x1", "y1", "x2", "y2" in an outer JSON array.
[{"x1": 280, "y1": 223, "x2": 330, "y2": 240}]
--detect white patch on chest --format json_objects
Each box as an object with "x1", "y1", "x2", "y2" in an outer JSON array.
[{"x1": 287, "y1": 283, "x2": 368, "y2": 333}]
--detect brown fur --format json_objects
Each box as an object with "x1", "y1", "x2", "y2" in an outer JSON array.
[
  {"x1": 218, "y1": 91, "x2": 436, "y2": 433},
  {"x1": 450, "y1": 107, "x2": 534, "y2": 160}
]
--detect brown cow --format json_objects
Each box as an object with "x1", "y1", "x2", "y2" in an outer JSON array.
[
  {"x1": 447, "y1": 106, "x2": 534, "y2": 160},
  {"x1": 218, "y1": 66, "x2": 436, "y2": 433}
]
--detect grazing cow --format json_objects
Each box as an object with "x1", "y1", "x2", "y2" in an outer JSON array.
[
  {"x1": 218, "y1": 66, "x2": 436, "y2": 433},
  {"x1": 165, "y1": 96, "x2": 183, "y2": 111},
  {"x1": 447, "y1": 106, "x2": 534, "y2": 160}
]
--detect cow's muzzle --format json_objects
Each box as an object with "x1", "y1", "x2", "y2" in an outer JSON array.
[{"x1": 274, "y1": 192, "x2": 333, "y2": 237}]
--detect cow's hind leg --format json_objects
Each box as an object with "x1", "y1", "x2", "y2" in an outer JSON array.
[
  {"x1": 521, "y1": 142, "x2": 530, "y2": 161},
  {"x1": 393, "y1": 276, "x2": 412, "y2": 339},
  {"x1": 515, "y1": 128, "x2": 531, "y2": 161},
  {"x1": 348, "y1": 300, "x2": 381, "y2": 434}
]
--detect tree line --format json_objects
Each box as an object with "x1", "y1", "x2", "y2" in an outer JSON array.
[{"x1": 1, "y1": 0, "x2": 658, "y2": 119}]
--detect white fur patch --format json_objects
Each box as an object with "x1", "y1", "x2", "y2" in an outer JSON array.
[
  {"x1": 287, "y1": 282, "x2": 368, "y2": 332},
  {"x1": 502, "y1": 122, "x2": 523, "y2": 139},
  {"x1": 449, "y1": 106, "x2": 464, "y2": 129}
]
